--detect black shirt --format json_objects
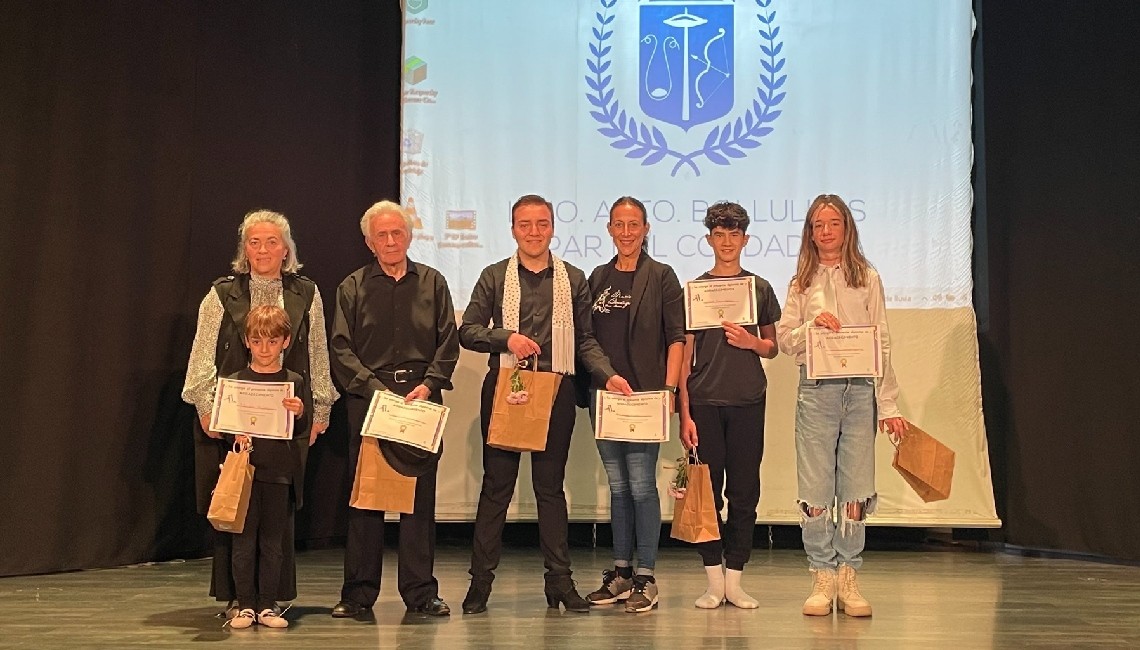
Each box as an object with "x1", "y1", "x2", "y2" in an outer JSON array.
[
  {"x1": 330, "y1": 260, "x2": 460, "y2": 399},
  {"x1": 227, "y1": 367, "x2": 303, "y2": 485},
  {"x1": 685, "y1": 270, "x2": 782, "y2": 406},
  {"x1": 460, "y1": 256, "x2": 617, "y2": 381},
  {"x1": 591, "y1": 268, "x2": 638, "y2": 389}
]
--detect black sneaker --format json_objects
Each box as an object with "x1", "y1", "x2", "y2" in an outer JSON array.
[{"x1": 586, "y1": 569, "x2": 634, "y2": 605}]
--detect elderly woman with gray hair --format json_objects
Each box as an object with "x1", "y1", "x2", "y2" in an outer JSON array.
[{"x1": 182, "y1": 208, "x2": 339, "y2": 617}]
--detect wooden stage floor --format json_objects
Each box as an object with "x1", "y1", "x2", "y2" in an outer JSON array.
[{"x1": 1, "y1": 547, "x2": 1137, "y2": 648}]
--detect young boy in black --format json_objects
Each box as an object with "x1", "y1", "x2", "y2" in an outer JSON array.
[
  {"x1": 678, "y1": 202, "x2": 781, "y2": 610},
  {"x1": 224, "y1": 305, "x2": 308, "y2": 629}
]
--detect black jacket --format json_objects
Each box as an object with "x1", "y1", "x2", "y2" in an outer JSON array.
[{"x1": 577, "y1": 253, "x2": 685, "y2": 404}]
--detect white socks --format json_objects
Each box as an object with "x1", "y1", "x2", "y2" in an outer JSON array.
[
  {"x1": 725, "y1": 568, "x2": 758, "y2": 608},
  {"x1": 695, "y1": 565, "x2": 726, "y2": 609}
]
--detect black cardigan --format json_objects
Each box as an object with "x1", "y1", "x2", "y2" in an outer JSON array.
[{"x1": 576, "y1": 253, "x2": 685, "y2": 404}]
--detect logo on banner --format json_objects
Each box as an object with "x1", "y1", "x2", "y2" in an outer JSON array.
[
  {"x1": 406, "y1": 0, "x2": 429, "y2": 15},
  {"x1": 585, "y1": 0, "x2": 787, "y2": 176},
  {"x1": 404, "y1": 56, "x2": 428, "y2": 85},
  {"x1": 441, "y1": 209, "x2": 483, "y2": 249},
  {"x1": 401, "y1": 129, "x2": 424, "y2": 155}
]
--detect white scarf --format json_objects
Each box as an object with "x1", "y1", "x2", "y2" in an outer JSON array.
[{"x1": 500, "y1": 252, "x2": 575, "y2": 375}]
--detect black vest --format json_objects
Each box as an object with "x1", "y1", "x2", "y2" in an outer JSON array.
[{"x1": 211, "y1": 273, "x2": 316, "y2": 437}]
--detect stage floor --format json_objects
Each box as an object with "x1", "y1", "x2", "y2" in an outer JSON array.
[{"x1": 1, "y1": 547, "x2": 1137, "y2": 648}]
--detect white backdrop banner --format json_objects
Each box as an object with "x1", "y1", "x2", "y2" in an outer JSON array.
[{"x1": 401, "y1": 0, "x2": 998, "y2": 526}]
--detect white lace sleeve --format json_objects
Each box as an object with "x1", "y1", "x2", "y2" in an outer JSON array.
[
  {"x1": 307, "y1": 286, "x2": 340, "y2": 423},
  {"x1": 181, "y1": 290, "x2": 223, "y2": 417}
]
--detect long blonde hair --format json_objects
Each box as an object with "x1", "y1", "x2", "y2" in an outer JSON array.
[{"x1": 792, "y1": 194, "x2": 870, "y2": 293}]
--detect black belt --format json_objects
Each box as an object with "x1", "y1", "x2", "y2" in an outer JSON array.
[{"x1": 376, "y1": 368, "x2": 426, "y2": 384}]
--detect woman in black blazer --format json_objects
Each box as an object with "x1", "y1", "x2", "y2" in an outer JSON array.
[{"x1": 582, "y1": 197, "x2": 685, "y2": 613}]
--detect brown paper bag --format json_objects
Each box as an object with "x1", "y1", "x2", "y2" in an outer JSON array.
[
  {"x1": 487, "y1": 363, "x2": 562, "y2": 453},
  {"x1": 670, "y1": 456, "x2": 721, "y2": 543},
  {"x1": 350, "y1": 437, "x2": 416, "y2": 514},
  {"x1": 207, "y1": 442, "x2": 255, "y2": 533},
  {"x1": 892, "y1": 422, "x2": 956, "y2": 502}
]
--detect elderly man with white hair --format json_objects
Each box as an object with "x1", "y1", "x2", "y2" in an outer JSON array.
[{"x1": 329, "y1": 200, "x2": 460, "y2": 618}]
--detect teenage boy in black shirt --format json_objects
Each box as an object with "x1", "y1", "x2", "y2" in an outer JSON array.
[{"x1": 678, "y1": 202, "x2": 781, "y2": 610}]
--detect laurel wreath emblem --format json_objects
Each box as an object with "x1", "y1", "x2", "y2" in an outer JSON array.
[{"x1": 585, "y1": 0, "x2": 786, "y2": 177}]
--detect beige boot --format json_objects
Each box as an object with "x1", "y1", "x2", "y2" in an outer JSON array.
[
  {"x1": 802, "y1": 569, "x2": 836, "y2": 616},
  {"x1": 837, "y1": 564, "x2": 872, "y2": 617}
]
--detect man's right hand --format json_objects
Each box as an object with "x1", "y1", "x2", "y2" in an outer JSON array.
[
  {"x1": 507, "y1": 333, "x2": 541, "y2": 360},
  {"x1": 199, "y1": 414, "x2": 223, "y2": 440}
]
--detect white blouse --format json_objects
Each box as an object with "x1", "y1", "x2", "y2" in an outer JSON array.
[{"x1": 776, "y1": 263, "x2": 901, "y2": 420}]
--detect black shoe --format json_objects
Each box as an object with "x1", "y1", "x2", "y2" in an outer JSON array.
[
  {"x1": 545, "y1": 576, "x2": 590, "y2": 613},
  {"x1": 409, "y1": 597, "x2": 451, "y2": 617},
  {"x1": 462, "y1": 582, "x2": 491, "y2": 615},
  {"x1": 331, "y1": 600, "x2": 367, "y2": 618}
]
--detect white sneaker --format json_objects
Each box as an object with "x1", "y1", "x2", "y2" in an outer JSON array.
[
  {"x1": 228, "y1": 608, "x2": 256, "y2": 629},
  {"x1": 258, "y1": 607, "x2": 289, "y2": 628},
  {"x1": 837, "y1": 565, "x2": 871, "y2": 617},
  {"x1": 802, "y1": 569, "x2": 836, "y2": 616}
]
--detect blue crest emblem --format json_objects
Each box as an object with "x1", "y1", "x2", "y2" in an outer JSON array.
[
  {"x1": 586, "y1": 0, "x2": 786, "y2": 176},
  {"x1": 639, "y1": 2, "x2": 733, "y2": 130}
]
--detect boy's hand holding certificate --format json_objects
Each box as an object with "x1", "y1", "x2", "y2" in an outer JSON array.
[
  {"x1": 806, "y1": 325, "x2": 883, "y2": 379},
  {"x1": 361, "y1": 389, "x2": 449, "y2": 454},
  {"x1": 594, "y1": 390, "x2": 671, "y2": 443},
  {"x1": 684, "y1": 276, "x2": 758, "y2": 330},
  {"x1": 210, "y1": 379, "x2": 295, "y2": 439}
]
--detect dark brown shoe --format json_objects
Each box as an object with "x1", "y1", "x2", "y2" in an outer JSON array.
[
  {"x1": 331, "y1": 600, "x2": 367, "y2": 618},
  {"x1": 462, "y1": 582, "x2": 491, "y2": 615},
  {"x1": 409, "y1": 597, "x2": 451, "y2": 617},
  {"x1": 545, "y1": 576, "x2": 590, "y2": 613}
]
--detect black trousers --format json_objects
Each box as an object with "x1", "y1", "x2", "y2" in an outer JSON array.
[
  {"x1": 340, "y1": 388, "x2": 440, "y2": 609},
  {"x1": 690, "y1": 399, "x2": 766, "y2": 571},
  {"x1": 469, "y1": 370, "x2": 577, "y2": 583},
  {"x1": 231, "y1": 481, "x2": 292, "y2": 611}
]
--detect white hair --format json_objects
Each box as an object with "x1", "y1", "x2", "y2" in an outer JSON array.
[
  {"x1": 360, "y1": 200, "x2": 415, "y2": 237},
  {"x1": 231, "y1": 209, "x2": 302, "y2": 274}
]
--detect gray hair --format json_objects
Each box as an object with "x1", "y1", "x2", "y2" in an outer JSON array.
[
  {"x1": 360, "y1": 200, "x2": 415, "y2": 237},
  {"x1": 231, "y1": 209, "x2": 303, "y2": 274}
]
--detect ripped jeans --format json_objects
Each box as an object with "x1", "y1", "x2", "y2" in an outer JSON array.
[{"x1": 794, "y1": 366, "x2": 877, "y2": 571}]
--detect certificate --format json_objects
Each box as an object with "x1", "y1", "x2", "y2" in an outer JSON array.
[
  {"x1": 806, "y1": 325, "x2": 883, "y2": 379},
  {"x1": 684, "y1": 276, "x2": 757, "y2": 330},
  {"x1": 210, "y1": 378, "x2": 294, "y2": 439},
  {"x1": 594, "y1": 390, "x2": 670, "y2": 443},
  {"x1": 360, "y1": 389, "x2": 449, "y2": 454}
]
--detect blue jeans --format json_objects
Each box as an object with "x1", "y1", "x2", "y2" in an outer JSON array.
[
  {"x1": 794, "y1": 366, "x2": 878, "y2": 571},
  {"x1": 591, "y1": 400, "x2": 662, "y2": 571}
]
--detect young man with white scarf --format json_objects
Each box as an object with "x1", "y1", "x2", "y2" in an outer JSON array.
[{"x1": 458, "y1": 194, "x2": 633, "y2": 615}]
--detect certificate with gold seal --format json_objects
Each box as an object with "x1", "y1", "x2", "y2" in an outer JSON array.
[
  {"x1": 210, "y1": 378, "x2": 295, "y2": 439},
  {"x1": 806, "y1": 325, "x2": 882, "y2": 379},
  {"x1": 594, "y1": 390, "x2": 670, "y2": 443},
  {"x1": 360, "y1": 389, "x2": 449, "y2": 454},
  {"x1": 684, "y1": 276, "x2": 758, "y2": 330}
]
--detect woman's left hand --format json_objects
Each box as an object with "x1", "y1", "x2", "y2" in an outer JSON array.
[
  {"x1": 283, "y1": 397, "x2": 304, "y2": 417},
  {"x1": 879, "y1": 417, "x2": 909, "y2": 442},
  {"x1": 309, "y1": 421, "x2": 328, "y2": 445}
]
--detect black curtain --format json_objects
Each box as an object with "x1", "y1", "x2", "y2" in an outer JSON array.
[
  {"x1": 978, "y1": 0, "x2": 1140, "y2": 560},
  {"x1": 0, "y1": 1, "x2": 402, "y2": 577},
  {"x1": 3, "y1": 1, "x2": 1140, "y2": 578}
]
